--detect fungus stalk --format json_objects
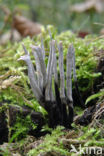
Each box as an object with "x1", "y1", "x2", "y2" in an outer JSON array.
[{"x1": 18, "y1": 39, "x2": 84, "y2": 128}]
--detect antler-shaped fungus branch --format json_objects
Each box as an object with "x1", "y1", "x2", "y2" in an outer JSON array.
[
  {"x1": 58, "y1": 42, "x2": 65, "y2": 99},
  {"x1": 18, "y1": 45, "x2": 43, "y2": 105},
  {"x1": 18, "y1": 39, "x2": 84, "y2": 128},
  {"x1": 31, "y1": 45, "x2": 47, "y2": 90}
]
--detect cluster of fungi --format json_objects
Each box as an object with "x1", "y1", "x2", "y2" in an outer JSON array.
[{"x1": 18, "y1": 38, "x2": 84, "y2": 128}]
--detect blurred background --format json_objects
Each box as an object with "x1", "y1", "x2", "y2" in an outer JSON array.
[{"x1": 0, "y1": 0, "x2": 104, "y2": 40}]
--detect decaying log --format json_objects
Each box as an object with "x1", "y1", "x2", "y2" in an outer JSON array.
[
  {"x1": 0, "y1": 105, "x2": 8, "y2": 144},
  {"x1": 74, "y1": 100, "x2": 104, "y2": 126},
  {"x1": 18, "y1": 38, "x2": 83, "y2": 128},
  {"x1": 0, "y1": 103, "x2": 45, "y2": 144}
]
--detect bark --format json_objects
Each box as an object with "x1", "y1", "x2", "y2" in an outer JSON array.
[{"x1": 0, "y1": 103, "x2": 45, "y2": 144}]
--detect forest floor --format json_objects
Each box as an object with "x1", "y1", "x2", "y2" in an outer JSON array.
[{"x1": 0, "y1": 27, "x2": 104, "y2": 156}]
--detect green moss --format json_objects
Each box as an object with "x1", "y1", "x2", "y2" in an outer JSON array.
[
  {"x1": 77, "y1": 126, "x2": 104, "y2": 147},
  {"x1": 9, "y1": 115, "x2": 37, "y2": 143},
  {"x1": 27, "y1": 126, "x2": 69, "y2": 156},
  {"x1": 0, "y1": 26, "x2": 104, "y2": 146},
  {"x1": 0, "y1": 25, "x2": 103, "y2": 118}
]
